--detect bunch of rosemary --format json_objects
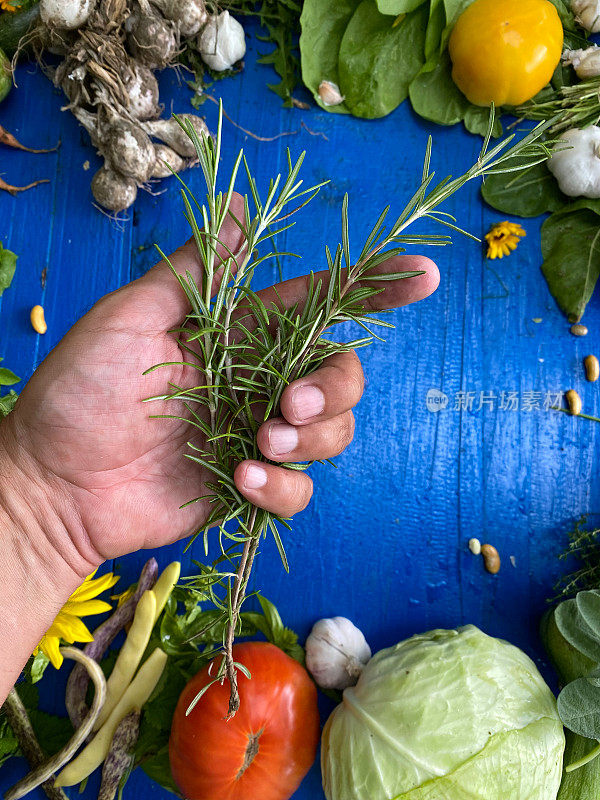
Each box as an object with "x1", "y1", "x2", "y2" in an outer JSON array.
[
  {"x1": 515, "y1": 75, "x2": 600, "y2": 134},
  {"x1": 554, "y1": 519, "x2": 600, "y2": 599},
  {"x1": 149, "y1": 107, "x2": 554, "y2": 715}
]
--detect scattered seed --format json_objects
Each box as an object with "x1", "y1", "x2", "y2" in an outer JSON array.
[
  {"x1": 83, "y1": 160, "x2": 90, "y2": 171},
  {"x1": 532, "y1": 317, "x2": 542, "y2": 323},
  {"x1": 510, "y1": 555, "x2": 516, "y2": 568},
  {"x1": 30, "y1": 305, "x2": 47, "y2": 335},
  {"x1": 481, "y1": 544, "x2": 500, "y2": 574},
  {"x1": 566, "y1": 389, "x2": 582, "y2": 416},
  {"x1": 468, "y1": 538, "x2": 481, "y2": 555},
  {"x1": 584, "y1": 355, "x2": 599, "y2": 383},
  {"x1": 571, "y1": 324, "x2": 588, "y2": 337}
]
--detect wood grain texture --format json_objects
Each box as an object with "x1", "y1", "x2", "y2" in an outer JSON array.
[{"x1": 1, "y1": 25, "x2": 599, "y2": 800}]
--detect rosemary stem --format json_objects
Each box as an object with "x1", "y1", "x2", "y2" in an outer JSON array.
[{"x1": 224, "y1": 506, "x2": 259, "y2": 717}]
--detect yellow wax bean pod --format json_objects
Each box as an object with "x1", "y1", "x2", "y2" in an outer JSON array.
[
  {"x1": 92, "y1": 590, "x2": 157, "y2": 731},
  {"x1": 55, "y1": 648, "x2": 167, "y2": 788},
  {"x1": 152, "y1": 561, "x2": 180, "y2": 623}
]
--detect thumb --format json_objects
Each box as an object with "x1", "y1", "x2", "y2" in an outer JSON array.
[{"x1": 135, "y1": 191, "x2": 247, "y2": 329}]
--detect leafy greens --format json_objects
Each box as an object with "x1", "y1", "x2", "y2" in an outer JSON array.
[
  {"x1": 483, "y1": 164, "x2": 600, "y2": 322},
  {"x1": 0, "y1": 243, "x2": 19, "y2": 416}
]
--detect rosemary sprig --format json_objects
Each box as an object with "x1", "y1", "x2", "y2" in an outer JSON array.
[
  {"x1": 147, "y1": 106, "x2": 554, "y2": 716},
  {"x1": 514, "y1": 75, "x2": 600, "y2": 134},
  {"x1": 554, "y1": 519, "x2": 600, "y2": 599}
]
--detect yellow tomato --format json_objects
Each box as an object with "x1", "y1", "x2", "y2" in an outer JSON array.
[{"x1": 448, "y1": 0, "x2": 563, "y2": 107}]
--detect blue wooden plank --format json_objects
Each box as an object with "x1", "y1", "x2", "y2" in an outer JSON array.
[{"x1": 1, "y1": 20, "x2": 600, "y2": 800}]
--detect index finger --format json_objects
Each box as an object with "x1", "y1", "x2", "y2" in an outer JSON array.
[{"x1": 254, "y1": 254, "x2": 439, "y2": 315}]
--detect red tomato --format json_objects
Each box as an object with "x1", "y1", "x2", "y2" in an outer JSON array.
[{"x1": 169, "y1": 642, "x2": 320, "y2": 800}]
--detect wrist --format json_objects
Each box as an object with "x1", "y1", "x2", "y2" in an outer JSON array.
[
  {"x1": 0, "y1": 414, "x2": 101, "y2": 699},
  {"x1": 0, "y1": 412, "x2": 100, "y2": 583}
]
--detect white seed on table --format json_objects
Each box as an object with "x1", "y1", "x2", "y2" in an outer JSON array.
[{"x1": 468, "y1": 538, "x2": 481, "y2": 555}]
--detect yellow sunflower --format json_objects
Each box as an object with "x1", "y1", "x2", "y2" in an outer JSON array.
[
  {"x1": 34, "y1": 570, "x2": 119, "y2": 669},
  {"x1": 485, "y1": 221, "x2": 526, "y2": 259}
]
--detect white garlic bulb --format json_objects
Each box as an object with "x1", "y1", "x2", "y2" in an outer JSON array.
[
  {"x1": 572, "y1": 0, "x2": 600, "y2": 32},
  {"x1": 318, "y1": 80, "x2": 344, "y2": 107},
  {"x1": 563, "y1": 45, "x2": 600, "y2": 78},
  {"x1": 548, "y1": 126, "x2": 600, "y2": 198},
  {"x1": 199, "y1": 11, "x2": 246, "y2": 72},
  {"x1": 305, "y1": 617, "x2": 371, "y2": 690}
]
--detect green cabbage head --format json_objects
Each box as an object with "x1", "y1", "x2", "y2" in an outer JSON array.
[{"x1": 321, "y1": 625, "x2": 565, "y2": 800}]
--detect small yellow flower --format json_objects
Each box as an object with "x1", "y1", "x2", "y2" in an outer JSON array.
[
  {"x1": 0, "y1": 0, "x2": 17, "y2": 11},
  {"x1": 34, "y1": 570, "x2": 119, "y2": 669},
  {"x1": 485, "y1": 221, "x2": 526, "y2": 259}
]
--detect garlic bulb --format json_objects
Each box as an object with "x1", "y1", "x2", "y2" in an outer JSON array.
[
  {"x1": 305, "y1": 617, "x2": 371, "y2": 690},
  {"x1": 563, "y1": 45, "x2": 600, "y2": 78},
  {"x1": 548, "y1": 126, "x2": 600, "y2": 198},
  {"x1": 571, "y1": 0, "x2": 600, "y2": 32},
  {"x1": 318, "y1": 80, "x2": 344, "y2": 107},
  {"x1": 199, "y1": 11, "x2": 246, "y2": 72}
]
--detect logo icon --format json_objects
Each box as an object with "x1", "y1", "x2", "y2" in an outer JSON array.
[{"x1": 426, "y1": 388, "x2": 449, "y2": 413}]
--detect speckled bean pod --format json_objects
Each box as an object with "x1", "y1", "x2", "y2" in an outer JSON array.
[
  {"x1": 5, "y1": 647, "x2": 106, "y2": 800},
  {"x1": 65, "y1": 558, "x2": 158, "y2": 729},
  {"x1": 98, "y1": 710, "x2": 141, "y2": 800},
  {"x1": 2, "y1": 688, "x2": 68, "y2": 800}
]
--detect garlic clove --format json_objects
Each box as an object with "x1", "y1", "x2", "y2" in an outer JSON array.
[
  {"x1": 571, "y1": 0, "x2": 600, "y2": 32},
  {"x1": 318, "y1": 80, "x2": 344, "y2": 107},
  {"x1": 199, "y1": 11, "x2": 246, "y2": 72},
  {"x1": 563, "y1": 45, "x2": 600, "y2": 78},
  {"x1": 306, "y1": 616, "x2": 371, "y2": 690}
]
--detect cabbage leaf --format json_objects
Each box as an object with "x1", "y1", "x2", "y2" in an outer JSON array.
[{"x1": 322, "y1": 626, "x2": 564, "y2": 800}]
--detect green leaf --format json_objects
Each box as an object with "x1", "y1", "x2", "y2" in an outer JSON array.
[
  {"x1": 481, "y1": 159, "x2": 565, "y2": 217},
  {"x1": 139, "y1": 747, "x2": 180, "y2": 796},
  {"x1": 541, "y1": 208, "x2": 600, "y2": 322},
  {"x1": 423, "y1": 0, "x2": 445, "y2": 66},
  {"x1": 0, "y1": 714, "x2": 19, "y2": 767},
  {"x1": 0, "y1": 47, "x2": 10, "y2": 104},
  {"x1": 338, "y1": 0, "x2": 428, "y2": 119},
  {"x1": 376, "y1": 0, "x2": 426, "y2": 13},
  {"x1": 541, "y1": 608, "x2": 598, "y2": 686},
  {"x1": 257, "y1": 595, "x2": 284, "y2": 638},
  {"x1": 0, "y1": 368, "x2": 20, "y2": 387},
  {"x1": 299, "y1": 0, "x2": 362, "y2": 114},
  {"x1": 558, "y1": 677, "x2": 600, "y2": 738},
  {"x1": 0, "y1": 390, "x2": 18, "y2": 417},
  {"x1": 546, "y1": 0, "x2": 577, "y2": 31},
  {"x1": 555, "y1": 598, "x2": 600, "y2": 664},
  {"x1": 442, "y1": 0, "x2": 474, "y2": 30},
  {"x1": 557, "y1": 729, "x2": 600, "y2": 800},
  {"x1": 577, "y1": 592, "x2": 600, "y2": 641},
  {"x1": 29, "y1": 651, "x2": 50, "y2": 684},
  {"x1": 28, "y1": 709, "x2": 73, "y2": 756},
  {"x1": 463, "y1": 105, "x2": 503, "y2": 138},
  {"x1": 0, "y1": 4, "x2": 38, "y2": 58},
  {"x1": 0, "y1": 243, "x2": 17, "y2": 296},
  {"x1": 409, "y1": 53, "x2": 469, "y2": 126}
]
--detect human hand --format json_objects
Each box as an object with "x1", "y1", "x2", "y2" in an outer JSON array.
[{"x1": 0, "y1": 193, "x2": 439, "y2": 575}]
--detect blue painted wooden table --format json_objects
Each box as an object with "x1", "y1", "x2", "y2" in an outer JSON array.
[{"x1": 1, "y1": 23, "x2": 599, "y2": 800}]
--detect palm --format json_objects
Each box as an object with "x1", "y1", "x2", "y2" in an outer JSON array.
[{"x1": 12, "y1": 280, "x2": 213, "y2": 559}]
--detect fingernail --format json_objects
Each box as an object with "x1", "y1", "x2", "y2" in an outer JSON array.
[
  {"x1": 268, "y1": 423, "x2": 298, "y2": 455},
  {"x1": 244, "y1": 464, "x2": 267, "y2": 490},
  {"x1": 292, "y1": 385, "x2": 325, "y2": 421}
]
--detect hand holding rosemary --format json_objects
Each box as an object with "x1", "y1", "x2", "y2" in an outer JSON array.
[{"x1": 0, "y1": 110, "x2": 551, "y2": 713}]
